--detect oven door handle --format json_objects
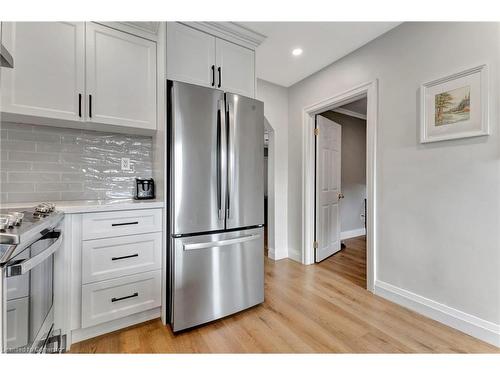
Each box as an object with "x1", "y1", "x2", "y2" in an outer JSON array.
[{"x1": 17, "y1": 231, "x2": 63, "y2": 275}]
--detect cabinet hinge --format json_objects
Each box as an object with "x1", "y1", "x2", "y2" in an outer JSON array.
[
  {"x1": 314, "y1": 128, "x2": 319, "y2": 136},
  {"x1": 313, "y1": 241, "x2": 318, "y2": 249}
]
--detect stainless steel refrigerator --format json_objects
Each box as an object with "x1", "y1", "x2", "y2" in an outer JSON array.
[{"x1": 167, "y1": 80, "x2": 265, "y2": 332}]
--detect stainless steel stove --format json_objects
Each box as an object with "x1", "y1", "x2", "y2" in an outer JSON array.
[
  {"x1": 0, "y1": 203, "x2": 65, "y2": 353},
  {"x1": 0, "y1": 203, "x2": 62, "y2": 261}
]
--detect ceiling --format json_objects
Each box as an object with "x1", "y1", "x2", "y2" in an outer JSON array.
[{"x1": 237, "y1": 22, "x2": 401, "y2": 87}]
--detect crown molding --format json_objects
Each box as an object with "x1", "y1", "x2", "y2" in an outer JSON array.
[
  {"x1": 95, "y1": 22, "x2": 160, "y2": 42},
  {"x1": 121, "y1": 22, "x2": 160, "y2": 35},
  {"x1": 181, "y1": 22, "x2": 266, "y2": 50}
]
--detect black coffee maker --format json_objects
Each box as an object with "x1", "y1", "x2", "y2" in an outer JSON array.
[{"x1": 135, "y1": 178, "x2": 155, "y2": 200}]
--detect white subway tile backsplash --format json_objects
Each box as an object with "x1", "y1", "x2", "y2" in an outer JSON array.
[
  {"x1": 61, "y1": 173, "x2": 85, "y2": 182},
  {"x1": 7, "y1": 192, "x2": 62, "y2": 203},
  {"x1": 0, "y1": 122, "x2": 153, "y2": 203},
  {"x1": 0, "y1": 161, "x2": 32, "y2": 171},
  {"x1": 36, "y1": 182, "x2": 83, "y2": 192},
  {"x1": 9, "y1": 151, "x2": 60, "y2": 163},
  {"x1": 7, "y1": 172, "x2": 61, "y2": 182},
  {"x1": 9, "y1": 130, "x2": 60, "y2": 143},
  {"x1": 36, "y1": 142, "x2": 83, "y2": 153},
  {"x1": 0, "y1": 140, "x2": 34, "y2": 151},
  {"x1": 32, "y1": 162, "x2": 81, "y2": 172},
  {"x1": 1, "y1": 182, "x2": 35, "y2": 193}
]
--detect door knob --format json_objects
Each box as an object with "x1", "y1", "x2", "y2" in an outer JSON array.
[{"x1": 338, "y1": 192, "x2": 345, "y2": 200}]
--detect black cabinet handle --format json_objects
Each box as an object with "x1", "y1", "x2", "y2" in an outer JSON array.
[
  {"x1": 218, "y1": 67, "x2": 221, "y2": 88},
  {"x1": 78, "y1": 94, "x2": 82, "y2": 117},
  {"x1": 111, "y1": 221, "x2": 139, "y2": 227},
  {"x1": 111, "y1": 253, "x2": 139, "y2": 261},
  {"x1": 211, "y1": 65, "x2": 215, "y2": 86},
  {"x1": 89, "y1": 94, "x2": 92, "y2": 118},
  {"x1": 111, "y1": 292, "x2": 138, "y2": 303}
]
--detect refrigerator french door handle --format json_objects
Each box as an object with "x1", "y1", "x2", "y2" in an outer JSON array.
[
  {"x1": 226, "y1": 101, "x2": 235, "y2": 220},
  {"x1": 183, "y1": 233, "x2": 261, "y2": 251},
  {"x1": 217, "y1": 99, "x2": 226, "y2": 220}
]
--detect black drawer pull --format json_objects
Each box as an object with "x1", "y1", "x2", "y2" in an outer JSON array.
[
  {"x1": 111, "y1": 292, "x2": 138, "y2": 303},
  {"x1": 111, "y1": 221, "x2": 139, "y2": 227},
  {"x1": 111, "y1": 253, "x2": 139, "y2": 261},
  {"x1": 78, "y1": 93, "x2": 82, "y2": 117},
  {"x1": 89, "y1": 94, "x2": 92, "y2": 118}
]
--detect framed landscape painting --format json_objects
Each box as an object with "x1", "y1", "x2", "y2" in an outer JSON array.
[{"x1": 420, "y1": 64, "x2": 489, "y2": 143}]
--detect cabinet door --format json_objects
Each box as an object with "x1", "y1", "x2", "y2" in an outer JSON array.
[
  {"x1": 86, "y1": 23, "x2": 157, "y2": 130},
  {"x1": 166, "y1": 22, "x2": 216, "y2": 88},
  {"x1": 216, "y1": 39, "x2": 255, "y2": 98},
  {"x1": 1, "y1": 22, "x2": 85, "y2": 122}
]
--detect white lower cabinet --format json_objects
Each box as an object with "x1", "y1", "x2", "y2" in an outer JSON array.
[
  {"x1": 81, "y1": 209, "x2": 162, "y2": 240},
  {"x1": 69, "y1": 208, "x2": 163, "y2": 343},
  {"x1": 82, "y1": 232, "x2": 162, "y2": 284},
  {"x1": 81, "y1": 270, "x2": 161, "y2": 328}
]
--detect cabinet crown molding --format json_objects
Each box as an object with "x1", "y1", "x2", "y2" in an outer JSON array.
[{"x1": 181, "y1": 22, "x2": 266, "y2": 49}]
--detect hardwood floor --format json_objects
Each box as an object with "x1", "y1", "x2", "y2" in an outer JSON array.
[{"x1": 70, "y1": 236, "x2": 498, "y2": 353}]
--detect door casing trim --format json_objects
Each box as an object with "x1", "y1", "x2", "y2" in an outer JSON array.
[{"x1": 301, "y1": 79, "x2": 378, "y2": 292}]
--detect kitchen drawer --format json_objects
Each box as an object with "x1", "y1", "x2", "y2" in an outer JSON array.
[
  {"x1": 82, "y1": 232, "x2": 161, "y2": 284},
  {"x1": 82, "y1": 209, "x2": 162, "y2": 240},
  {"x1": 81, "y1": 270, "x2": 161, "y2": 328}
]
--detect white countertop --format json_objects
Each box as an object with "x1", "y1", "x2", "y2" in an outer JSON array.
[{"x1": 1, "y1": 199, "x2": 164, "y2": 214}]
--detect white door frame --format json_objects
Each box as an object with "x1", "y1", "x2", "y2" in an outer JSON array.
[
  {"x1": 264, "y1": 121, "x2": 276, "y2": 259},
  {"x1": 301, "y1": 79, "x2": 378, "y2": 292}
]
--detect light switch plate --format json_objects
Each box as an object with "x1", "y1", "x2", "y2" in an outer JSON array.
[{"x1": 121, "y1": 158, "x2": 131, "y2": 171}]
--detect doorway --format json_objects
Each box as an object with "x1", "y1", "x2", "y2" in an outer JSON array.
[
  {"x1": 301, "y1": 80, "x2": 378, "y2": 292},
  {"x1": 314, "y1": 97, "x2": 368, "y2": 285},
  {"x1": 264, "y1": 119, "x2": 275, "y2": 259}
]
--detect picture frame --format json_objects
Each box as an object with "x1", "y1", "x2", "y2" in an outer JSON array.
[{"x1": 420, "y1": 64, "x2": 489, "y2": 143}]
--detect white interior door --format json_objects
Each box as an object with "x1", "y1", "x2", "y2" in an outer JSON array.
[{"x1": 315, "y1": 115, "x2": 342, "y2": 262}]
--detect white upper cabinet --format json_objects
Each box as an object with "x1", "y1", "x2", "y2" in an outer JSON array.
[
  {"x1": 86, "y1": 23, "x2": 157, "y2": 130},
  {"x1": 1, "y1": 22, "x2": 157, "y2": 133},
  {"x1": 215, "y1": 39, "x2": 255, "y2": 98},
  {"x1": 1, "y1": 22, "x2": 85, "y2": 122},
  {"x1": 166, "y1": 22, "x2": 255, "y2": 97},
  {"x1": 166, "y1": 22, "x2": 216, "y2": 88}
]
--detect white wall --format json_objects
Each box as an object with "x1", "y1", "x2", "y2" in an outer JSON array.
[
  {"x1": 287, "y1": 22, "x2": 500, "y2": 334},
  {"x1": 321, "y1": 111, "x2": 366, "y2": 235},
  {"x1": 256, "y1": 79, "x2": 289, "y2": 260}
]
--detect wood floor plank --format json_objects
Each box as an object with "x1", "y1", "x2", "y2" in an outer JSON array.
[{"x1": 70, "y1": 236, "x2": 499, "y2": 353}]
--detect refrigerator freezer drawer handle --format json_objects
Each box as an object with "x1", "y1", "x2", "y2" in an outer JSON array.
[{"x1": 183, "y1": 234, "x2": 261, "y2": 251}]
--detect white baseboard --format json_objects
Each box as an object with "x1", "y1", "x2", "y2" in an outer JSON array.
[
  {"x1": 341, "y1": 228, "x2": 366, "y2": 240},
  {"x1": 70, "y1": 307, "x2": 161, "y2": 346},
  {"x1": 288, "y1": 248, "x2": 302, "y2": 263},
  {"x1": 268, "y1": 247, "x2": 288, "y2": 260},
  {"x1": 374, "y1": 280, "x2": 500, "y2": 348}
]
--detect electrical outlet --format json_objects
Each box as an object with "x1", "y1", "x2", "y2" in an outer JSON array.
[{"x1": 121, "y1": 158, "x2": 131, "y2": 171}]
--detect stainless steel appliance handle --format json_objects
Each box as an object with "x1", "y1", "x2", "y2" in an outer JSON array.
[
  {"x1": 217, "y1": 99, "x2": 226, "y2": 220},
  {"x1": 183, "y1": 233, "x2": 260, "y2": 251},
  {"x1": 226, "y1": 101, "x2": 235, "y2": 219},
  {"x1": 7, "y1": 231, "x2": 62, "y2": 276}
]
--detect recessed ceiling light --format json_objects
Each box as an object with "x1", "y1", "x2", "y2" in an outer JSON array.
[{"x1": 292, "y1": 48, "x2": 303, "y2": 56}]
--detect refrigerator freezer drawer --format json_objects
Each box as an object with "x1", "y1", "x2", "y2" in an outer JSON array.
[{"x1": 172, "y1": 227, "x2": 264, "y2": 331}]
